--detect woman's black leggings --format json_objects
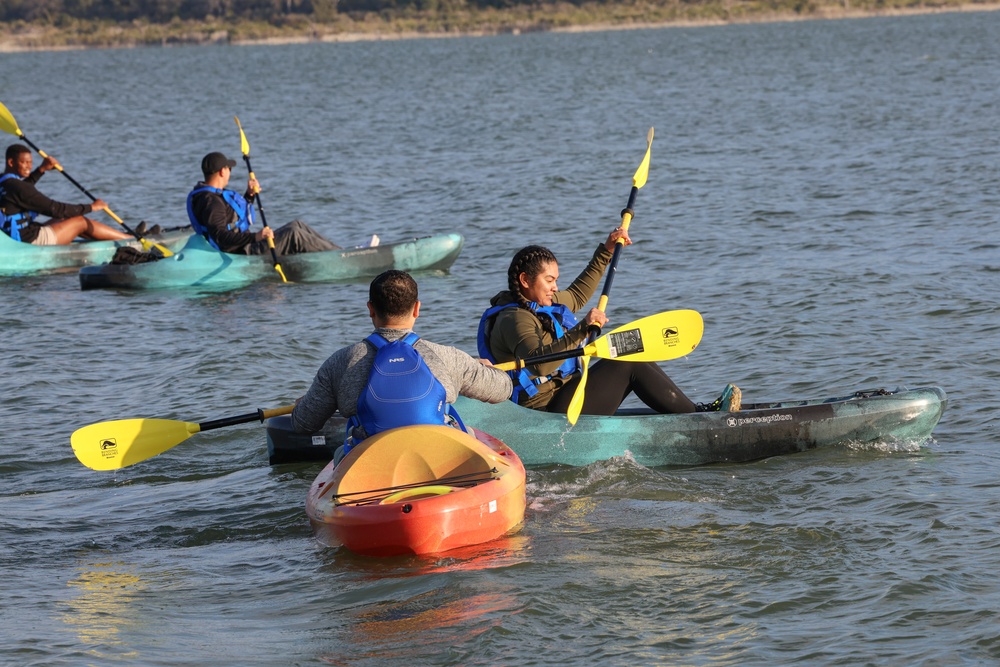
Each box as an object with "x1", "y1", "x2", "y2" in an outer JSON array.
[{"x1": 544, "y1": 360, "x2": 697, "y2": 415}]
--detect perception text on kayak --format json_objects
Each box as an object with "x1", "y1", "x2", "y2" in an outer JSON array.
[{"x1": 726, "y1": 413, "x2": 793, "y2": 428}]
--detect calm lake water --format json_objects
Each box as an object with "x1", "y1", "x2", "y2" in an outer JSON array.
[{"x1": 1, "y1": 10, "x2": 999, "y2": 666}]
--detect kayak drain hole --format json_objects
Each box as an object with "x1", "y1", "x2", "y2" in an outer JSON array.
[{"x1": 402, "y1": 504, "x2": 412, "y2": 513}]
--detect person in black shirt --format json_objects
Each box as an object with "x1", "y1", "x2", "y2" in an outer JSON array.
[
  {"x1": 0, "y1": 143, "x2": 132, "y2": 245},
  {"x1": 186, "y1": 152, "x2": 341, "y2": 255}
]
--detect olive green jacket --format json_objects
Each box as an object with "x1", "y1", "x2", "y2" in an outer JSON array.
[{"x1": 486, "y1": 244, "x2": 613, "y2": 409}]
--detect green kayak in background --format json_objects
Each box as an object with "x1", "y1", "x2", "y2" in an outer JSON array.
[
  {"x1": 264, "y1": 386, "x2": 947, "y2": 467},
  {"x1": 78, "y1": 232, "x2": 464, "y2": 290},
  {"x1": 0, "y1": 226, "x2": 192, "y2": 277}
]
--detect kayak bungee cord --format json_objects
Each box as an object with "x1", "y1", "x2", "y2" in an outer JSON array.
[{"x1": 329, "y1": 469, "x2": 500, "y2": 505}]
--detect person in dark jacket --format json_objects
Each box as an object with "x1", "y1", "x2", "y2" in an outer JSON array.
[
  {"x1": 481, "y1": 230, "x2": 741, "y2": 415},
  {"x1": 0, "y1": 143, "x2": 132, "y2": 245},
  {"x1": 187, "y1": 151, "x2": 343, "y2": 255}
]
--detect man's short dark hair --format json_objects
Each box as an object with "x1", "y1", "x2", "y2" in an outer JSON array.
[
  {"x1": 369, "y1": 270, "x2": 418, "y2": 319},
  {"x1": 5, "y1": 143, "x2": 30, "y2": 163}
]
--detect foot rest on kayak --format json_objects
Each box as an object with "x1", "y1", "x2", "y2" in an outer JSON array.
[{"x1": 380, "y1": 485, "x2": 458, "y2": 504}]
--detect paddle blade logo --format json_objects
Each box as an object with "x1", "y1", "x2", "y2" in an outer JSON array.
[
  {"x1": 100, "y1": 438, "x2": 118, "y2": 458},
  {"x1": 661, "y1": 326, "x2": 680, "y2": 348}
]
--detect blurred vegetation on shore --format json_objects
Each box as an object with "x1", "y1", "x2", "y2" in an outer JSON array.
[{"x1": 0, "y1": 0, "x2": 996, "y2": 50}]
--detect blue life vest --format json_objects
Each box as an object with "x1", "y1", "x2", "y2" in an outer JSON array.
[
  {"x1": 343, "y1": 333, "x2": 466, "y2": 455},
  {"x1": 0, "y1": 173, "x2": 38, "y2": 242},
  {"x1": 477, "y1": 302, "x2": 581, "y2": 404},
  {"x1": 186, "y1": 185, "x2": 254, "y2": 250}
]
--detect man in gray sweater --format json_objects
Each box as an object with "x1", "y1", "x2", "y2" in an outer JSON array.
[{"x1": 291, "y1": 270, "x2": 513, "y2": 443}]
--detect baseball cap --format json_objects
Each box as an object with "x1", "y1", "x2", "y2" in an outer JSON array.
[{"x1": 201, "y1": 152, "x2": 237, "y2": 176}]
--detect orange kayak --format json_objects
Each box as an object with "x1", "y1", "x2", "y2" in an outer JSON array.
[{"x1": 305, "y1": 425, "x2": 526, "y2": 557}]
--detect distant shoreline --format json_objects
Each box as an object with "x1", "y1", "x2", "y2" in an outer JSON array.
[{"x1": 1, "y1": 1, "x2": 998, "y2": 53}]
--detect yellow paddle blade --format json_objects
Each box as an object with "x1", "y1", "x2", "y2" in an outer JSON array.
[
  {"x1": 71, "y1": 418, "x2": 201, "y2": 471},
  {"x1": 632, "y1": 127, "x2": 654, "y2": 189},
  {"x1": 0, "y1": 100, "x2": 23, "y2": 137},
  {"x1": 566, "y1": 356, "x2": 591, "y2": 425},
  {"x1": 589, "y1": 309, "x2": 703, "y2": 363},
  {"x1": 566, "y1": 309, "x2": 703, "y2": 425},
  {"x1": 235, "y1": 116, "x2": 250, "y2": 156},
  {"x1": 273, "y1": 260, "x2": 288, "y2": 282},
  {"x1": 493, "y1": 309, "x2": 703, "y2": 372},
  {"x1": 94, "y1": 205, "x2": 173, "y2": 257},
  {"x1": 136, "y1": 236, "x2": 175, "y2": 258}
]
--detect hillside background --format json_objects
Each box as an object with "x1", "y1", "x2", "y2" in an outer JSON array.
[{"x1": 1, "y1": 0, "x2": 997, "y2": 49}]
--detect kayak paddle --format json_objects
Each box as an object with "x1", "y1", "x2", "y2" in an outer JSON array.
[
  {"x1": 235, "y1": 116, "x2": 287, "y2": 282},
  {"x1": 494, "y1": 309, "x2": 702, "y2": 372},
  {"x1": 566, "y1": 127, "x2": 653, "y2": 425},
  {"x1": 71, "y1": 405, "x2": 295, "y2": 471},
  {"x1": 0, "y1": 99, "x2": 174, "y2": 257}
]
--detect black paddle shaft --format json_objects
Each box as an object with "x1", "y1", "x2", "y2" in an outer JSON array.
[
  {"x1": 20, "y1": 134, "x2": 142, "y2": 239},
  {"x1": 586, "y1": 184, "x2": 639, "y2": 341},
  {"x1": 598, "y1": 184, "x2": 639, "y2": 303},
  {"x1": 509, "y1": 347, "x2": 587, "y2": 371},
  {"x1": 241, "y1": 155, "x2": 271, "y2": 228},
  {"x1": 18, "y1": 135, "x2": 96, "y2": 199},
  {"x1": 241, "y1": 154, "x2": 282, "y2": 270},
  {"x1": 199, "y1": 409, "x2": 270, "y2": 432},
  {"x1": 596, "y1": 242, "x2": 627, "y2": 327},
  {"x1": 233, "y1": 119, "x2": 271, "y2": 237}
]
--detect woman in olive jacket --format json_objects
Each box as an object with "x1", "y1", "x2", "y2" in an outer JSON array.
[{"x1": 481, "y1": 228, "x2": 739, "y2": 415}]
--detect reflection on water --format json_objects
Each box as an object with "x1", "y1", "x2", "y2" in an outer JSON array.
[
  {"x1": 318, "y1": 536, "x2": 530, "y2": 664},
  {"x1": 1, "y1": 9, "x2": 998, "y2": 666},
  {"x1": 61, "y1": 561, "x2": 146, "y2": 659},
  {"x1": 413, "y1": 533, "x2": 532, "y2": 575},
  {"x1": 329, "y1": 589, "x2": 520, "y2": 664},
  {"x1": 321, "y1": 532, "x2": 532, "y2": 577}
]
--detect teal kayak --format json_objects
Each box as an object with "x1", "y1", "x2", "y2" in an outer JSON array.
[
  {"x1": 265, "y1": 386, "x2": 947, "y2": 467},
  {"x1": 0, "y1": 226, "x2": 192, "y2": 277},
  {"x1": 78, "y1": 232, "x2": 464, "y2": 290}
]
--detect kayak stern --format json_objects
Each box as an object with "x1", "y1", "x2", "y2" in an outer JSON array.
[{"x1": 305, "y1": 425, "x2": 526, "y2": 557}]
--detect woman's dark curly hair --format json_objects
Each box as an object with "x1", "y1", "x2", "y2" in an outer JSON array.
[{"x1": 507, "y1": 245, "x2": 560, "y2": 336}]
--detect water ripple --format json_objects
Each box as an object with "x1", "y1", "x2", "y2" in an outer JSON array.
[{"x1": 2, "y1": 10, "x2": 999, "y2": 666}]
